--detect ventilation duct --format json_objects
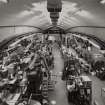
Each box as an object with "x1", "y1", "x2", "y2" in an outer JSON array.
[
  {"x1": 47, "y1": 0, "x2": 62, "y2": 12},
  {"x1": 50, "y1": 12, "x2": 59, "y2": 19}
]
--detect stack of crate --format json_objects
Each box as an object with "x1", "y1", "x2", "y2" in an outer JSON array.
[
  {"x1": 42, "y1": 77, "x2": 48, "y2": 98},
  {"x1": 48, "y1": 80, "x2": 55, "y2": 91}
]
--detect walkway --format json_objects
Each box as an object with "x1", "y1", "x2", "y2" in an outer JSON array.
[{"x1": 48, "y1": 43, "x2": 71, "y2": 105}]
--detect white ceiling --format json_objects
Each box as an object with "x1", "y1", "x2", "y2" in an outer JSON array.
[{"x1": 0, "y1": 0, "x2": 105, "y2": 30}]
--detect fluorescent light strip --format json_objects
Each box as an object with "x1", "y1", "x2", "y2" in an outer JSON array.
[
  {"x1": 0, "y1": 0, "x2": 8, "y2": 3},
  {"x1": 100, "y1": 0, "x2": 105, "y2": 4}
]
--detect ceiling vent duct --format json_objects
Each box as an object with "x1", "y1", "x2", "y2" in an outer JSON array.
[
  {"x1": 47, "y1": 0, "x2": 62, "y2": 12},
  {"x1": 50, "y1": 12, "x2": 59, "y2": 19}
]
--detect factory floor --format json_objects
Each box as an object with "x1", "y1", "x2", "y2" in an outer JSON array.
[
  {"x1": 48, "y1": 44, "x2": 105, "y2": 105},
  {"x1": 48, "y1": 43, "x2": 70, "y2": 105}
]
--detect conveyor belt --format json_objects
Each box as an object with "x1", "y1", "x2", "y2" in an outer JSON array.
[
  {"x1": 84, "y1": 34, "x2": 105, "y2": 50},
  {"x1": 69, "y1": 32, "x2": 105, "y2": 50},
  {"x1": 0, "y1": 31, "x2": 38, "y2": 50}
]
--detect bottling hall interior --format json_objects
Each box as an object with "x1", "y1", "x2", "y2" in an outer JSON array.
[{"x1": 1, "y1": 0, "x2": 105, "y2": 105}]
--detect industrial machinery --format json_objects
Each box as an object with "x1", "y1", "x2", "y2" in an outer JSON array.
[
  {"x1": 0, "y1": 31, "x2": 55, "y2": 105},
  {"x1": 66, "y1": 75, "x2": 92, "y2": 105}
]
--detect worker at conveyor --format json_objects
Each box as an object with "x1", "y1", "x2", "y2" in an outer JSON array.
[{"x1": 26, "y1": 52, "x2": 42, "y2": 99}]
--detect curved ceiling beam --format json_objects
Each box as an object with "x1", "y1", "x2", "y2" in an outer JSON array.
[
  {"x1": 0, "y1": 25, "x2": 44, "y2": 32},
  {"x1": 65, "y1": 26, "x2": 105, "y2": 32},
  {"x1": 43, "y1": 25, "x2": 65, "y2": 31}
]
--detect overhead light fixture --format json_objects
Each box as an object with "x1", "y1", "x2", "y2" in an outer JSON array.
[
  {"x1": 0, "y1": 0, "x2": 9, "y2": 3},
  {"x1": 100, "y1": 0, "x2": 105, "y2": 4}
]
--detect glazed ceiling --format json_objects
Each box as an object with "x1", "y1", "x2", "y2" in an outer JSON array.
[{"x1": 0, "y1": 0, "x2": 105, "y2": 30}]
